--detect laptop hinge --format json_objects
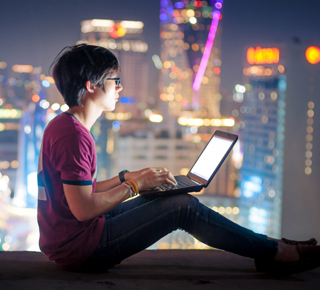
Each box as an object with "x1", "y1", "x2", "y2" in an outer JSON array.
[{"x1": 188, "y1": 173, "x2": 206, "y2": 186}]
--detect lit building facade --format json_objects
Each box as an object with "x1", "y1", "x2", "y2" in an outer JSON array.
[
  {"x1": 0, "y1": 63, "x2": 64, "y2": 251},
  {"x1": 79, "y1": 19, "x2": 149, "y2": 118},
  {"x1": 237, "y1": 46, "x2": 287, "y2": 238},
  {"x1": 159, "y1": 0, "x2": 223, "y2": 130},
  {"x1": 157, "y1": 1, "x2": 240, "y2": 197}
]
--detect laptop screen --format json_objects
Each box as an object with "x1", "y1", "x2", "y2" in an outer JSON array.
[{"x1": 189, "y1": 136, "x2": 234, "y2": 181}]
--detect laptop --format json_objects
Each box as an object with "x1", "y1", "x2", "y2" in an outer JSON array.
[{"x1": 142, "y1": 130, "x2": 238, "y2": 197}]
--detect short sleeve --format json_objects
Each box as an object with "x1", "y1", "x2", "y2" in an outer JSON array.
[{"x1": 53, "y1": 132, "x2": 94, "y2": 185}]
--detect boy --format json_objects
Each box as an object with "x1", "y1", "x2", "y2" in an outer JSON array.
[{"x1": 38, "y1": 44, "x2": 320, "y2": 275}]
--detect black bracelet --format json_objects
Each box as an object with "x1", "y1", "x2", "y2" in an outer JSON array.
[{"x1": 119, "y1": 170, "x2": 129, "y2": 183}]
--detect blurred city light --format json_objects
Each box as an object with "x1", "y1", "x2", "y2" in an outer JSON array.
[
  {"x1": 305, "y1": 46, "x2": 320, "y2": 64},
  {"x1": 152, "y1": 54, "x2": 163, "y2": 69},
  {"x1": 60, "y1": 104, "x2": 69, "y2": 112},
  {"x1": 12, "y1": 65, "x2": 33, "y2": 73},
  {"x1": 178, "y1": 117, "x2": 235, "y2": 127},
  {"x1": 51, "y1": 103, "x2": 60, "y2": 111},
  {"x1": 39, "y1": 100, "x2": 50, "y2": 109},
  {"x1": 32, "y1": 94, "x2": 40, "y2": 103},
  {"x1": 0, "y1": 109, "x2": 22, "y2": 119},
  {"x1": 235, "y1": 84, "x2": 246, "y2": 93},
  {"x1": 149, "y1": 113, "x2": 163, "y2": 123},
  {"x1": 41, "y1": 80, "x2": 50, "y2": 88},
  {"x1": 0, "y1": 62, "x2": 7, "y2": 69},
  {"x1": 247, "y1": 47, "x2": 280, "y2": 64}
]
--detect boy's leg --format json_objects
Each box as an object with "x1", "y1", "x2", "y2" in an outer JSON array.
[{"x1": 86, "y1": 194, "x2": 278, "y2": 269}]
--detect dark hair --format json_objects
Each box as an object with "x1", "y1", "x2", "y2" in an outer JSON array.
[{"x1": 50, "y1": 44, "x2": 120, "y2": 108}]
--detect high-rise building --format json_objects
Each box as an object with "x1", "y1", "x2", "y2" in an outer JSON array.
[
  {"x1": 237, "y1": 45, "x2": 287, "y2": 238},
  {"x1": 79, "y1": 19, "x2": 149, "y2": 118},
  {"x1": 157, "y1": 0, "x2": 240, "y2": 197},
  {"x1": 237, "y1": 42, "x2": 320, "y2": 241},
  {"x1": 159, "y1": 0, "x2": 223, "y2": 130},
  {"x1": 0, "y1": 64, "x2": 62, "y2": 251},
  {"x1": 281, "y1": 41, "x2": 320, "y2": 241},
  {"x1": 0, "y1": 64, "x2": 41, "y2": 205}
]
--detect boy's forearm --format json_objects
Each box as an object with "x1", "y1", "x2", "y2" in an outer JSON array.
[
  {"x1": 95, "y1": 176, "x2": 122, "y2": 192},
  {"x1": 90, "y1": 184, "x2": 130, "y2": 219},
  {"x1": 95, "y1": 170, "x2": 142, "y2": 192},
  {"x1": 64, "y1": 182, "x2": 131, "y2": 222}
]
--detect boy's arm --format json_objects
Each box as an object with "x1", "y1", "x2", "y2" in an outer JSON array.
[
  {"x1": 95, "y1": 176, "x2": 122, "y2": 193},
  {"x1": 94, "y1": 169, "x2": 146, "y2": 193},
  {"x1": 63, "y1": 168, "x2": 177, "y2": 222},
  {"x1": 95, "y1": 167, "x2": 176, "y2": 192},
  {"x1": 63, "y1": 183, "x2": 130, "y2": 222}
]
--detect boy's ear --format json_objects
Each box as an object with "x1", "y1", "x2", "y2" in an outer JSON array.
[{"x1": 85, "y1": 81, "x2": 95, "y2": 93}]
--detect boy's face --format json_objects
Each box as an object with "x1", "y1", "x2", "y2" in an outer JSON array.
[{"x1": 94, "y1": 74, "x2": 123, "y2": 111}]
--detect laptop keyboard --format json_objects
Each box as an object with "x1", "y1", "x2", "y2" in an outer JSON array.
[{"x1": 158, "y1": 177, "x2": 195, "y2": 191}]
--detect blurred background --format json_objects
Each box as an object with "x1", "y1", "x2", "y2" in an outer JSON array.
[{"x1": 0, "y1": 0, "x2": 319, "y2": 252}]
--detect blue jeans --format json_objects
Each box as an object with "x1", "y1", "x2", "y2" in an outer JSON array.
[{"x1": 84, "y1": 194, "x2": 278, "y2": 270}]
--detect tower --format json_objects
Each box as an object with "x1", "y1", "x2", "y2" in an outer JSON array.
[
  {"x1": 79, "y1": 19, "x2": 149, "y2": 118},
  {"x1": 238, "y1": 45, "x2": 286, "y2": 238},
  {"x1": 159, "y1": 0, "x2": 223, "y2": 131}
]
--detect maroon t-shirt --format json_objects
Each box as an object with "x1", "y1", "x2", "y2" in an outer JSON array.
[{"x1": 37, "y1": 113, "x2": 105, "y2": 269}]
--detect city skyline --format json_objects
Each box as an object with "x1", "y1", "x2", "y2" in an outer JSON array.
[{"x1": 0, "y1": 0, "x2": 320, "y2": 250}]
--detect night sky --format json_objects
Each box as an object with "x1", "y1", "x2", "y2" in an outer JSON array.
[{"x1": 1, "y1": 0, "x2": 320, "y2": 95}]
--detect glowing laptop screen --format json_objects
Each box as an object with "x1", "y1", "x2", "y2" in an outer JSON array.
[{"x1": 190, "y1": 136, "x2": 233, "y2": 181}]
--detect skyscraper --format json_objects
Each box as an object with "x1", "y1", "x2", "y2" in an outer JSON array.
[
  {"x1": 79, "y1": 19, "x2": 149, "y2": 118},
  {"x1": 281, "y1": 41, "x2": 320, "y2": 241},
  {"x1": 157, "y1": 1, "x2": 239, "y2": 197},
  {"x1": 237, "y1": 45, "x2": 287, "y2": 238},
  {"x1": 0, "y1": 64, "x2": 61, "y2": 251},
  {"x1": 159, "y1": 0, "x2": 223, "y2": 130}
]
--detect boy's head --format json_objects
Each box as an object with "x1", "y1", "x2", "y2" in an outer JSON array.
[{"x1": 51, "y1": 44, "x2": 120, "y2": 108}]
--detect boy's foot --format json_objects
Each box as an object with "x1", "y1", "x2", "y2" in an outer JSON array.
[
  {"x1": 255, "y1": 237, "x2": 317, "y2": 272},
  {"x1": 266, "y1": 244, "x2": 320, "y2": 277},
  {"x1": 281, "y1": 237, "x2": 317, "y2": 246}
]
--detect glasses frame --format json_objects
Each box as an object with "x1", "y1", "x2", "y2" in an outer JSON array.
[{"x1": 106, "y1": 77, "x2": 121, "y2": 86}]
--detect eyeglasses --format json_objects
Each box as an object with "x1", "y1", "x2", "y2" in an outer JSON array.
[{"x1": 106, "y1": 77, "x2": 121, "y2": 86}]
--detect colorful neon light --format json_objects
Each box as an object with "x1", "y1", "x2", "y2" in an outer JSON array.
[
  {"x1": 109, "y1": 24, "x2": 126, "y2": 39},
  {"x1": 247, "y1": 47, "x2": 280, "y2": 65},
  {"x1": 193, "y1": 10, "x2": 221, "y2": 91}
]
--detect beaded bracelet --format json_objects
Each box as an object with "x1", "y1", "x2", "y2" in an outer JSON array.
[
  {"x1": 122, "y1": 182, "x2": 135, "y2": 198},
  {"x1": 127, "y1": 180, "x2": 139, "y2": 195}
]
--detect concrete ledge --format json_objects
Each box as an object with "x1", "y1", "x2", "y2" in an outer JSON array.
[{"x1": 1, "y1": 250, "x2": 320, "y2": 290}]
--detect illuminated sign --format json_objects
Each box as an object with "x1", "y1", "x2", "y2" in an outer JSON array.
[
  {"x1": 247, "y1": 47, "x2": 280, "y2": 65},
  {"x1": 305, "y1": 46, "x2": 320, "y2": 64},
  {"x1": 109, "y1": 24, "x2": 126, "y2": 39},
  {"x1": 81, "y1": 19, "x2": 144, "y2": 34}
]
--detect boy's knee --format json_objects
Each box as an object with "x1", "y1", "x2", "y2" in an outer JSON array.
[{"x1": 163, "y1": 193, "x2": 199, "y2": 210}]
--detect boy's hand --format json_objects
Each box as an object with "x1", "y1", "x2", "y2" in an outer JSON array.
[{"x1": 130, "y1": 167, "x2": 177, "y2": 192}]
